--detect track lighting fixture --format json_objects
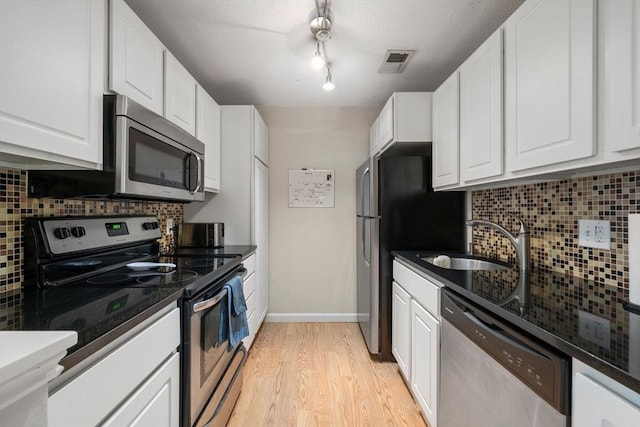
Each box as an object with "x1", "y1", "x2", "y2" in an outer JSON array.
[
  {"x1": 311, "y1": 41, "x2": 325, "y2": 70},
  {"x1": 310, "y1": 1, "x2": 335, "y2": 91}
]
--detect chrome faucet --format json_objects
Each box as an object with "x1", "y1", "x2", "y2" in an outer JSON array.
[{"x1": 466, "y1": 214, "x2": 530, "y2": 273}]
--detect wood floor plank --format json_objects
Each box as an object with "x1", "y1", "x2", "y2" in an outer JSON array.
[{"x1": 227, "y1": 323, "x2": 427, "y2": 427}]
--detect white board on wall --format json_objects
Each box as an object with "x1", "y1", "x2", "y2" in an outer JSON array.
[{"x1": 288, "y1": 169, "x2": 335, "y2": 208}]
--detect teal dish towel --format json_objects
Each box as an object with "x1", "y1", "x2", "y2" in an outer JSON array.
[{"x1": 223, "y1": 275, "x2": 249, "y2": 349}]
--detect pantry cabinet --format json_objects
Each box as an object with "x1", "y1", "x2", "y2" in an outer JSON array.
[
  {"x1": 392, "y1": 259, "x2": 442, "y2": 427},
  {"x1": 185, "y1": 106, "x2": 269, "y2": 335},
  {"x1": 164, "y1": 51, "x2": 197, "y2": 136},
  {"x1": 504, "y1": 0, "x2": 596, "y2": 172},
  {"x1": 459, "y1": 29, "x2": 503, "y2": 183},
  {"x1": 432, "y1": 72, "x2": 460, "y2": 189},
  {"x1": 0, "y1": 0, "x2": 105, "y2": 169},
  {"x1": 196, "y1": 86, "x2": 221, "y2": 193},
  {"x1": 109, "y1": 0, "x2": 165, "y2": 116}
]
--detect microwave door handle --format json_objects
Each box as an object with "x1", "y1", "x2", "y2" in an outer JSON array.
[{"x1": 192, "y1": 152, "x2": 203, "y2": 193}]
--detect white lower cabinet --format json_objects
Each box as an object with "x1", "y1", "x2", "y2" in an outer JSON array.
[
  {"x1": 392, "y1": 281, "x2": 411, "y2": 382},
  {"x1": 242, "y1": 254, "x2": 258, "y2": 350},
  {"x1": 410, "y1": 300, "x2": 439, "y2": 427},
  {"x1": 572, "y1": 358, "x2": 640, "y2": 427},
  {"x1": 102, "y1": 353, "x2": 180, "y2": 427},
  {"x1": 392, "y1": 259, "x2": 441, "y2": 427},
  {"x1": 48, "y1": 306, "x2": 180, "y2": 427}
]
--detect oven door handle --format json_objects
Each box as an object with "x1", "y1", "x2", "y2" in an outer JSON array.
[
  {"x1": 193, "y1": 288, "x2": 227, "y2": 313},
  {"x1": 192, "y1": 268, "x2": 247, "y2": 313}
]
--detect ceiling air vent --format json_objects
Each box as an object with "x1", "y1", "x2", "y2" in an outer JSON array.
[{"x1": 377, "y1": 50, "x2": 415, "y2": 73}]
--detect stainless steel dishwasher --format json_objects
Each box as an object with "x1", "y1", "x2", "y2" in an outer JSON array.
[{"x1": 440, "y1": 290, "x2": 571, "y2": 427}]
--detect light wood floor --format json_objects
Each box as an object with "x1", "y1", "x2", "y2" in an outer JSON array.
[{"x1": 227, "y1": 322, "x2": 427, "y2": 427}]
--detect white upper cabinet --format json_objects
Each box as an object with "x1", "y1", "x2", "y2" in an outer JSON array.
[
  {"x1": 110, "y1": 0, "x2": 165, "y2": 116},
  {"x1": 370, "y1": 92, "x2": 433, "y2": 157},
  {"x1": 196, "y1": 85, "x2": 221, "y2": 193},
  {"x1": 0, "y1": 0, "x2": 105, "y2": 169},
  {"x1": 504, "y1": 0, "x2": 596, "y2": 172},
  {"x1": 599, "y1": 0, "x2": 640, "y2": 153},
  {"x1": 164, "y1": 51, "x2": 197, "y2": 136},
  {"x1": 432, "y1": 72, "x2": 460, "y2": 188},
  {"x1": 459, "y1": 29, "x2": 503, "y2": 183},
  {"x1": 254, "y1": 110, "x2": 269, "y2": 166},
  {"x1": 378, "y1": 96, "x2": 394, "y2": 149}
]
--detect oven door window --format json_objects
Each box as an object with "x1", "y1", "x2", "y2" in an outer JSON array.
[
  {"x1": 128, "y1": 127, "x2": 198, "y2": 191},
  {"x1": 200, "y1": 297, "x2": 228, "y2": 385}
]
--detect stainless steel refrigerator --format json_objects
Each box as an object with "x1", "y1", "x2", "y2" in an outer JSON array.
[{"x1": 356, "y1": 156, "x2": 466, "y2": 361}]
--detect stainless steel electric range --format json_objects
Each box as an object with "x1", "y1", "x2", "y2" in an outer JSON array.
[{"x1": 23, "y1": 215, "x2": 247, "y2": 427}]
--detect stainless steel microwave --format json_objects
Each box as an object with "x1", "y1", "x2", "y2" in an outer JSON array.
[{"x1": 28, "y1": 94, "x2": 205, "y2": 202}]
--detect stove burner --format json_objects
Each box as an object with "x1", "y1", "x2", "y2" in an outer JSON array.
[
  {"x1": 136, "y1": 270, "x2": 199, "y2": 286},
  {"x1": 87, "y1": 273, "x2": 134, "y2": 285}
]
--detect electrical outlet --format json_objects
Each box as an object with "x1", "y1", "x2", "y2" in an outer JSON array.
[
  {"x1": 578, "y1": 219, "x2": 610, "y2": 249},
  {"x1": 578, "y1": 310, "x2": 611, "y2": 349},
  {"x1": 166, "y1": 218, "x2": 174, "y2": 234}
]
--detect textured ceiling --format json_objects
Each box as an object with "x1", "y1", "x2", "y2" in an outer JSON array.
[{"x1": 125, "y1": 0, "x2": 524, "y2": 107}]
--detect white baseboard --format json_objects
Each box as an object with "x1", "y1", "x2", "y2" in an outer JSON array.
[{"x1": 264, "y1": 313, "x2": 358, "y2": 323}]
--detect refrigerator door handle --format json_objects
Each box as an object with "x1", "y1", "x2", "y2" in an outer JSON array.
[
  {"x1": 362, "y1": 219, "x2": 370, "y2": 265},
  {"x1": 360, "y1": 167, "x2": 370, "y2": 217}
]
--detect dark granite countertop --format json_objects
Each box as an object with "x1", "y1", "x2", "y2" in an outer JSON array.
[
  {"x1": 168, "y1": 245, "x2": 257, "y2": 259},
  {"x1": 0, "y1": 285, "x2": 183, "y2": 371},
  {"x1": 393, "y1": 250, "x2": 640, "y2": 394}
]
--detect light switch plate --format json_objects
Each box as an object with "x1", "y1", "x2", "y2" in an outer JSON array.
[
  {"x1": 578, "y1": 219, "x2": 610, "y2": 250},
  {"x1": 166, "y1": 218, "x2": 174, "y2": 234}
]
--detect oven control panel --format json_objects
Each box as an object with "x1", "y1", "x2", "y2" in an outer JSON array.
[{"x1": 42, "y1": 216, "x2": 162, "y2": 255}]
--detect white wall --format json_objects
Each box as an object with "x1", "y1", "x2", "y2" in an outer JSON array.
[{"x1": 258, "y1": 106, "x2": 378, "y2": 321}]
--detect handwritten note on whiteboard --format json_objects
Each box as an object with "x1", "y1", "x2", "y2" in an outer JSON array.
[{"x1": 288, "y1": 169, "x2": 335, "y2": 208}]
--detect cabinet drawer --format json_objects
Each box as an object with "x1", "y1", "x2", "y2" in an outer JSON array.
[
  {"x1": 245, "y1": 287, "x2": 257, "y2": 320},
  {"x1": 48, "y1": 307, "x2": 180, "y2": 427},
  {"x1": 243, "y1": 271, "x2": 257, "y2": 300},
  {"x1": 243, "y1": 254, "x2": 256, "y2": 276},
  {"x1": 393, "y1": 260, "x2": 440, "y2": 317}
]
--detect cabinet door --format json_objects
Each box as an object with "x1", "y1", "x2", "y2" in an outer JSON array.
[
  {"x1": 411, "y1": 300, "x2": 439, "y2": 427},
  {"x1": 392, "y1": 281, "x2": 411, "y2": 381},
  {"x1": 599, "y1": 0, "x2": 640, "y2": 153},
  {"x1": 432, "y1": 72, "x2": 460, "y2": 188},
  {"x1": 460, "y1": 29, "x2": 503, "y2": 182},
  {"x1": 164, "y1": 51, "x2": 197, "y2": 135},
  {"x1": 254, "y1": 109, "x2": 269, "y2": 166},
  {"x1": 573, "y1": 373, "x2": 640, "y2": 427},
  {"x1": 102, "y1": 353, "x2": 180, "y2": 427},
  {"x1": 370, "y1": 116, "x2": 380, "y2": 157},
  {"x1": 110, "y1": 0, "x2": 164, "y2": 115},
  {"x1": 505, "y1": 0, "x2": 596, "y2": 172},
  {"x1": 196, "y1": 86, "x2": 221, "y2": 192},
  {"x1": 254, "y1": 160, "x2": 269, "y2": 325},
  {"x1": 378, "y1": 96, "x2": 394, "y2": 149},
  {"x1": 0, "y1": 0, "x2": 104, "y2": 168}
]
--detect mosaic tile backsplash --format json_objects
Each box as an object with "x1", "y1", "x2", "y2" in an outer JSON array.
[
  {"x1": 0, "y1": 168, "x2": 184, "y2": 294},
  {"x1": 471, "y1": 170, "x2": 639, "y2": 290}
]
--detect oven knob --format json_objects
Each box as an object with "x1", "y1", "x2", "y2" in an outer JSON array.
[
  {"x1": 153, "y1": 222, "x2": 159, "y2": 229},
  {"x1": 70, "y1": 226, "x2": 86, "y2": 238},
  {"x1": 143, "y1": 222, "x2": 154, "y2": 230},
  {"x1": 54, "y1": 227, "x2": 71, "y2": 239}
]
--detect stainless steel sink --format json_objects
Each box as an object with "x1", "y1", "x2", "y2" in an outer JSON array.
[{"x1": 420, "y1": 255, "x2": 510, "y2": 271}]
